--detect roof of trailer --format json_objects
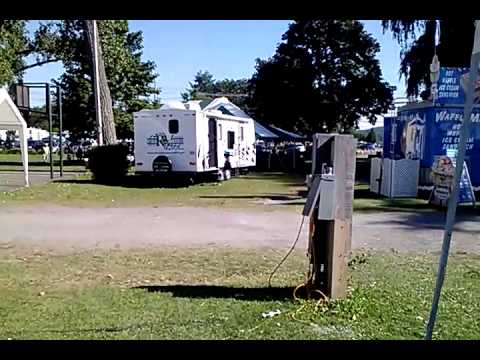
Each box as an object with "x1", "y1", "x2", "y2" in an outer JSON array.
[{"x1": 202, "y1": 97, "x2": 250, "y2": 119}]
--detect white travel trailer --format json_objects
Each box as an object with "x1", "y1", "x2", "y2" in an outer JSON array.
[{"x1": 133, "y1": 100, "x2": 256, "y2": 181}]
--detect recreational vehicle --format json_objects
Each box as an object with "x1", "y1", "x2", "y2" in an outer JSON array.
[{"x1": 133, "y1": 100, "x2": 256, "y2": 182}]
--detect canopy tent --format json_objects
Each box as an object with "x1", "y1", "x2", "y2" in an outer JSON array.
[
  {"x1": 200, "y1": 97, "x2": 306, "y2": 142},
  {"x1": 268, "y1": 125, "x2": 307, "y2": 141},
  {"x1": 254, "y1": 121, "x2": 279, "y2": 141},
  {"x1": 0, "y1": 88, "x2": 29, "y2": 186}
]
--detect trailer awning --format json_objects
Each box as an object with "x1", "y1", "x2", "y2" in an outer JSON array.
[
  {"x1": 268, "y1": 125, "x2": 307, "y2": 141},
  {"x1": 255, "y1": 121, "x2": 279, "y2": 140}
]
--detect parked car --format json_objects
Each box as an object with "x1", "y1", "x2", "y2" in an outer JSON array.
[
  {"x1": 357, "y1": 142, "x2": 376, "y2": 151},
  {"x1": 28, "y1": 140, "x2": 45, "y2": 151},
  {"x1": 284, "y1": 143, "x2": 306, "y2": 153}
]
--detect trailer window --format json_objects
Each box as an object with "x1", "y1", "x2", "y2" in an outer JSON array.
[
  {"x1": 240, "y1": 126, "x2": 244, "y2": 141},
  {"x1": 169, "y1": 119, "x2": 179, "y2": 134},
  {"x1": 218, "y1": 124, "x2": 222, "y2": 140},
  {"x1": 227, "y1": 131, "x2": 235, "y2": 149}
]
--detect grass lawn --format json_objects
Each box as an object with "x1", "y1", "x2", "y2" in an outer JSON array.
[
  {"x1": 1, "y1": 164, "x2": 476, "y2": 214},
  {"x1": 1, "y1": 247, "x2": 479, "y2": 340},
  {"x1": 353, "y1": 184, "x2": 431, "y2": 212},
  {"x1": 0, "y1": 172, "x2": 307, "y2": 210},
  {"x1": 0, "y1": 153, "x2": 86, "y2": 173}
]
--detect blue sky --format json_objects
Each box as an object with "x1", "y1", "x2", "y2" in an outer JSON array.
[{"x1": 24, "y1": 20, "x2": 405, "y2": 128}]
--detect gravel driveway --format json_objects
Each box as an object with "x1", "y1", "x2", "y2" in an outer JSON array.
[{"x1": 0, "y1": 205, "x2": 479, "y2": 254}]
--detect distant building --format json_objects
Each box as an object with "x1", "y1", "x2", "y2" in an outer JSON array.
[{"x1": 0, "y1": 127, "x2": 49, "y2": 141}]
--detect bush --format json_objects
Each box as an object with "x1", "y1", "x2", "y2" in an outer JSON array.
[{"x1": 87, "y1": 144, "x2": 130, "y2": 183}]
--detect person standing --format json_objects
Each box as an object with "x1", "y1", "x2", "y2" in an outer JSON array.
[{"x1": 42, "y1": 142, "x2": 50, "y2": 163}]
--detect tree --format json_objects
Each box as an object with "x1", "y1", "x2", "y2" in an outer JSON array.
[
  {"x1": 382, "y1": 20, "x2": 475, "y2": 99},
  {"x1": 0, "y1": 20, "x2": 77, "y2": 85},
  {"x1": 0, "y1": 21, "x2": 29, "y2": 86},
  {"x1": 1, "y1": 20, "x2": 158, "y2": 139},
  {"x1": 43, "y1": 20, "x2": 159, "y2": 139},
  {"x1": 85, "y1": 20, "x2": 116, "y2": 144},
  {"x1": 248, "y1": 20, "x2": 394, "y2": 135},
  {"x1": 352, "y1": 130, "x2": 366, "y2": 142},
  {"x1": 365, "y1": 128, "x2": 377, "y2": 143},
  {"x1": 27, "y1": 106, "x2": 49, "y2": 130},
  {"x1": 214, "y1": 78, "x2": 250, "y2": 112},
  {"x1": 181, "y1": 70, "x2": 216, "y2": 101},
  {"x1": 182, "y1": 71, "x2": 251, "y2": 113}
]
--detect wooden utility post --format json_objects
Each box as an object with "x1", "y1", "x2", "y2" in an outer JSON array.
[
  {"x1": 85, "y1": 20, "x2": 117, "y2": 145},
  {"x1": 91, "y1": 20, "x2": 103, "y2": 146},
  {"x1": 304, "y1": 134, "x2": 356, "y2": 299}
]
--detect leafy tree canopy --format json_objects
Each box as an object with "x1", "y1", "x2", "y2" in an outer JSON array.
[
  {"x1": 247, "y1": 20, "x2": 394, "y2": 135},
  {"x1": 382, "y1": 20, "x2": 475, "y2": 99},
  {"x1": 365, "y1": 128, "x2": 377, "y2": 143},
  {"x1": 0, "y1": 21, "x2": 29, "y2": 85},
  {"x1": 0, "y1": 20, "x2": 159, "y2": 139},
  {"x1": 182, "y1": 70, "x2": 251, "y2": 112}
]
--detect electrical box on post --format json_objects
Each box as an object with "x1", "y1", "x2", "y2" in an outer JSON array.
[{"x1": 304, "y1": 133, "x2": 356, "y2": 299}]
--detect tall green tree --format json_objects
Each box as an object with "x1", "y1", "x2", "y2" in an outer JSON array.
[
  {"x1": 0, "y1": 20, "x2": 76, "y2": 85},
  {"x1": 181, "y1": 70, "x2": 217, "y2": 101},
  {"x1": 365, "y1": 128, "x2": 377, "y2": 143},
  {"x1": 42, "y1": 20, "x2": 159, "y2": 139},
  {"x1": 248, "y1": 20, "x2": 394, "y2": 135},
  {"x1": 214, "y1": 78, "x2": 250, "y2": 111},
  {"x1": 0, "y1": 21, "x2": 29, "y2": 85},
  {"x1": 182, "y1": 71, "x2": 251, "y2": 112},
  {"x1": 382, "y1": 20, "x2": 475, "y2": 99},
  {"x1": 1, "y1": 20, "x2": 159, "y2": 139}
]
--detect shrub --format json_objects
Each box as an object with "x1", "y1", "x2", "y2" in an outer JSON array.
[{"x1": 87, "y1": 144, "x2": 130, "y2": 183}]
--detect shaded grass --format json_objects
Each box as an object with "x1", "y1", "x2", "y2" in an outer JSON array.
[
  {"x1": 0, "y1": 172, "x2": 306, "y2": 211},
  {"x1": 0, "y1": 248, "x2": 479, "y2": 339},
  {"x1": 353, "y1": 184, "x2": 432, "y2": 213},
  {"x1": 0, "y1": 169, "x2": 477, "y2": 216},
  {"x1": 354, "y1": 184, "x2": 480, "y2": 215},
  {"x1": 0, "y1": 153, "x2": 85, "y2": 173}
]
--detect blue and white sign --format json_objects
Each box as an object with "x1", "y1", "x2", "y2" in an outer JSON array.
[
  {"x1": 436, "y1": 67, "x2": 469, "y2": 104},
  {"x1": 384, "y1": 106, "x2": 480, "y2": 188}
]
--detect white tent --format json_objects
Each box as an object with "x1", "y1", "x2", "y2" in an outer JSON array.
[{"x1": 0, "y1": 88, "x2": 29, "y2": 186}]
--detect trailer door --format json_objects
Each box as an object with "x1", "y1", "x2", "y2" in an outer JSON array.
[{"x1": 208, "y1": 118, "x2": 218, "y2": 168}]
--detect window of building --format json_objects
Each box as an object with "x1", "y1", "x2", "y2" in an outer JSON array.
[
  {"x1": 240, "y1": 126, "x2": 244, "y2": 141},
  {"x1": 169, "y1": 119, "x2": 179, "y2": 134},
  {"x1": 218, "y1": 124, "x2": 222, "y2": 140},
  {"x1": 227, "y1": 131, "x2": 235, "y2": 149}
]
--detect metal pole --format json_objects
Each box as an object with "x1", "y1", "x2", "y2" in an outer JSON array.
[
  {"x1": 293, "y1": 146, "x2": 295, "y2": 172},
  {"x1": 57, "y1": 86, "x2": 63, "y2": 177},
  {"x1": 46, "y1": 83, "x2": 54, "y2": 179},
  {"x1": 425, "y1": 19, "x2": 480, "y2": 340},
  {"x1": 92, "y1": 20, "x2": 103, "y2": 146}
]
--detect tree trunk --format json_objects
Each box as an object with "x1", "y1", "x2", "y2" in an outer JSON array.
[{"x1": 85, "y1": 20, "x2": 117, "y2": 145}]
